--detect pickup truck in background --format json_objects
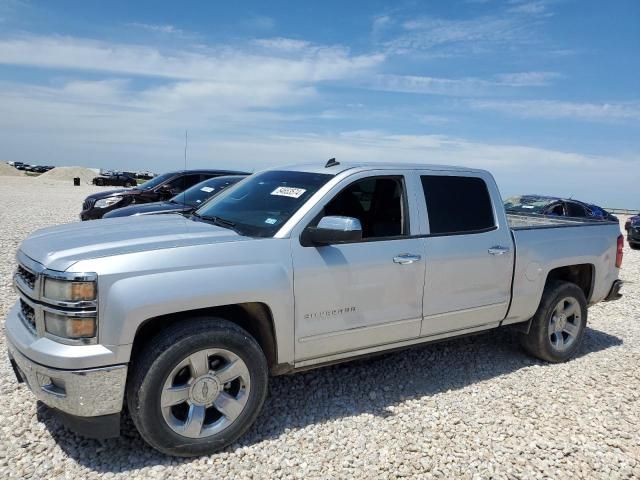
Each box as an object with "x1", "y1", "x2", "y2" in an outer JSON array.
[{"x1": 6, "y1": 161, "x2": 624, "y2": 456}]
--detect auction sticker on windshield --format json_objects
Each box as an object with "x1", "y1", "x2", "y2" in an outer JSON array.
[
  {"x1": 201, "y1": 186, "x2": 214, "y2": 193},
  {"x1": 271, "y1": 186, "x2": 306, "y2": 198}
]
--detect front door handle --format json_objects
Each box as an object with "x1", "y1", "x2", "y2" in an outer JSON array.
[
  {"x1": 393, "y1": 253, "x2": 422, "y2": 264},
  {"x1": 488, "y1": 246, "x2": 510, "y2": 255}
]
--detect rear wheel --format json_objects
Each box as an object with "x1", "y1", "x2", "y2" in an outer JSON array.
[
  {"x1": 127, "y1": 317, "x2": 268, "y2": 457},
  {"x1": 519, "y1": 280, "x2": 587, "y2": 363},
  {"x1": 95, "y1": 178, "x2": 104, "y2": 186}
]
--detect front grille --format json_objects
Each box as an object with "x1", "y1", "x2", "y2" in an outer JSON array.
[
  {"x1": 16, "y1": 265, "x2": 36, "y2": 290},
  {"x1": 19, "y1": 299, "x2": 36, "y2": 332},
  {"x1": 83, "y1": 198, "x2": 96, "y2": 211}
]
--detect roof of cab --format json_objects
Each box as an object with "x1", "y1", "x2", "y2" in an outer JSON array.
[{"x1": 275, "y1": 161, "x2": 487, "y2": 176}]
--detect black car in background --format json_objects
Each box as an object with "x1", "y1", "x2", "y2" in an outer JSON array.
[
  {"x1": 92, "y1": 173, "x2": 138, "y2": 187},
  {"x1": 103, "y1": 175, "x2": 247, "y2": 218},
  {"x1": 80, "y1": 169, "x2": 250, "y2": 220},
  {"x1": 504, "y1": 195, "x2": 619, "y2": 222},
  {"x1": 626, "y1": 214, "x2": 640, "y2": 249}
]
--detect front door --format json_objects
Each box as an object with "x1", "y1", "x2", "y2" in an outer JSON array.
[{"x1": 291, "y1": 174, "x2": 425, "y2": 361}]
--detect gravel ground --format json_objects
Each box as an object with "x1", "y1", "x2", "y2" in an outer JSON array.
[{"x1": 0, "y1": 175, "x2": 638, "y2": 479}]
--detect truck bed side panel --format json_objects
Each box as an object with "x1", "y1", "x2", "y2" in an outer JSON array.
[{"x1": 503, "y1": 223, "x2": 620, "y2": 325}]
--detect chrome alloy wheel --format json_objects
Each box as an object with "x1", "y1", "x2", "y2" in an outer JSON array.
[
  {"x1": 548, "y1": 297, "x2": 582, "y2": 352},
  {"x1": 160, "y1": 348, "x2": 251, "y2": 439}
]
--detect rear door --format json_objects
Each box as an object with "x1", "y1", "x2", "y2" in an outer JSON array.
[{"x1": 418, "y1": 172, "x2": 515, "y2": 336}]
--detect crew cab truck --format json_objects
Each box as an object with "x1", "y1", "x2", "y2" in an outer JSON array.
[{"x1": 6, "y1": 162, "x2": 624, "y2": 456}]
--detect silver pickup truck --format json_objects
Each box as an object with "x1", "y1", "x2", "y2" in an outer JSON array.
[{"x1": 6, "y1": 161, "x2": 624, "y2": 456}]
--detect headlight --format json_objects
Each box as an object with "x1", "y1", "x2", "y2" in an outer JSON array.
[
  {"x1": 44, "y1": 311, "x2": 96, "y2": 338},
  {"x1": 44, "y1": 278, "x2": 96, "y2": 302},
  {"x1": 94, "y1": 196, "x2": 122, "y2": 208}
]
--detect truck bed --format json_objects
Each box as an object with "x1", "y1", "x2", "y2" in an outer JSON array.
[{"x1": 507, "y1": 213, "x2": 617, "y2": 230}]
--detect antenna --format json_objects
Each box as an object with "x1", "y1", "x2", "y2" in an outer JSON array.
[
  {"x1": 325, "y1": 157, "x2": 339, "y2": 168},
  {"x1": 184, "y1": 130, "x2": 188, "y2": 171},
  {"x1": 183, "y1": 130, "x2": 188, "y2": 212}
]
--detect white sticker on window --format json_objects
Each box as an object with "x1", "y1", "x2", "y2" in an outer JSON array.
[
  {"x1": 265, "y1": 218, "x2": 277, "y2": 224},
  {"x1": 200, "y1": 186, "x2": 214, "y2": 193},
  {"x1": 271, "y1": 186, "x2": 306, "y2": 198},
  {"x1": 522, "y1": 205, "x2": 534, "y2": 209}
]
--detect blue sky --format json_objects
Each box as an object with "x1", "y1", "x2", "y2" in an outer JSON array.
[{"x1": 0, "y1": 0, "x2": 638, "y2": 207}]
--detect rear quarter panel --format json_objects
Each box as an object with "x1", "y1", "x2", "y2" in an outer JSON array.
[{"x1": 504, "y1": 223, "x2": 621, "y2": 325}]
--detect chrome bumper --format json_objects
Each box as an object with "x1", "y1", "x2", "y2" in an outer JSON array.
[{"x1": 6, "y1": 337, "x2": 127, "y2": 418}]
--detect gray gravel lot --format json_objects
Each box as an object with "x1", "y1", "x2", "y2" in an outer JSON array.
[{"x1": 1, "y1": 175, "x2": 639, "y2": 479}]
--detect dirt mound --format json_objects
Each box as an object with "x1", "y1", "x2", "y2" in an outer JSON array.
[
  {"x1": 37, "y1": 166, "x2": 99, "y2": 184},
  {"x1": 0, "y1": 163, "x2": 25, "y2": 176}
]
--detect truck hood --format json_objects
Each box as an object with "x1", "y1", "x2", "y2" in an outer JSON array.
[{"x1": 20, "y1": 214, "x2": 247, "y2": 271}]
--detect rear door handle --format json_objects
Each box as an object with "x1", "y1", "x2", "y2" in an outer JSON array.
[
  {"x1": 488, "y1": 246, "x2": 510, "y2": 255},
  {"x1": 393, "y1": 253, "x2": 422, "y2": 264}
]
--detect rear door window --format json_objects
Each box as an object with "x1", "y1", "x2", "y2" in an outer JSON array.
[{"x1": 420, "y1": 175, "x2": 495, "y2": 235}]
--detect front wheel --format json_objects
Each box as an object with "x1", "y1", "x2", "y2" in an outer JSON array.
[
  {"x1": 127, "y1": 317, "x2": 268, "y2": 456},
  {"x1": 519, "y1": 280, "x2": 587, "y2": 363}
]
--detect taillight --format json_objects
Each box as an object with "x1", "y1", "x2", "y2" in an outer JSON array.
[{"x1": 616, "y1": 234, "x2": 624, "y2": 268}]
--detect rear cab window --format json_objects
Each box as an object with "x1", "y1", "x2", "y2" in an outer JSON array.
[{"x1": 420, "y1": 175, "x2": 496, "y2": 235}]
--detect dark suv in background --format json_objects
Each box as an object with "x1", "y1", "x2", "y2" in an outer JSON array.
[
  {"x1": 80, "y1": 169, "x2": 249, "y2": 220},
  {"x1": 102, "y1": 175, "x2": 247, "y2": 218}
]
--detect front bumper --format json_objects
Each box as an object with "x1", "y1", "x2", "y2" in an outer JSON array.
[{"x1": 7, "y1": 337, "x2": 127, "y2": 419}]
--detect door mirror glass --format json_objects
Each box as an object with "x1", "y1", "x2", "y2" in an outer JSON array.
[{"x1": 304, "y1": 216, "x2": 362, "y2": 245}]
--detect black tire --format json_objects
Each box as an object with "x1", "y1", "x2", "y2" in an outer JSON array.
[
  {"x1": 630, "y1": 242, "x2": 640, "y2": 250},
  {"x1": 519, "y1": 280, "x2": 588, "y2": 363},
  {"x1": 95, "y1": 178, "x2": 104, "y2": 186},
  {"x1": 126, "y1": 317, "x2": 268, "y2": 457},
  {"x1": 126, "y1": 181, "x2": 135, "y2": 188}
]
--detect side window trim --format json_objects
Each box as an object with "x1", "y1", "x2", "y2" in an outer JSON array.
[
  {"x1": 301, "y1": 174, "x2": 411, "y2": 244},
  {"x1": 420, "y1": 174, "x2": 496, "y2": 236}
]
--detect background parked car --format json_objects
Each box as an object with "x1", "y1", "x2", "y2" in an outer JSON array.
[
  {"x1": 92, "y1": 172, "x2": 138, "y2": 187},
  {"x1": 624, "y1": 212, "x2": 639, "y2": 232},
  {"x1": 626, "y1": 214, "x2": 640, "y2": 249},
  {"x1": 504, "y1": 195, "x2": 618, "y2": 222},
  {"x1": 103, "y1": 175, "x2": 247, "y2": 218},
  {"x1": 81, "y1": 168, "x2": 250, "y2": 220}
]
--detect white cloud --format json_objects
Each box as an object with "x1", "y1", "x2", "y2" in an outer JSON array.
[
  {"x1": 494, "y1": 71, "x2": 562, "y2": 86},
  {"x1": 376, "y1": 0, "x2": 554, "y2": 57},
  {"x1": 470, "y1": 99, "x2": 640, "y2": 121},
  {"x1": 369, "y1": 71, "x2": 560, "y2": 96},
  {"x1": 0, "y1": 35, "x2": 383, "y2": 83},
  {"x1": 126, "y1": 22, "x2": 185, "y2": 35},
  {"x1": 253, "y1": 37, "x2": 311, "y2": 51}
]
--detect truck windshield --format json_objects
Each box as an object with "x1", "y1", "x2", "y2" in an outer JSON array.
[{"x1": 194, "y1": 170, "x2": 333, "y2": 237}]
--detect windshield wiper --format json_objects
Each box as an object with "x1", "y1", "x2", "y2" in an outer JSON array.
[{"x1": 191, "y1": 213, "x2": 240, "y2": 233}]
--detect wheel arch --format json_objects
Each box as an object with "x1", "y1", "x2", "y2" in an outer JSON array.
[
  {"x1": 130, "y1": 302, "x2": 279, "y2": 374},
  {"x1": 545, "y1": 263, "x2": 594, "y2": 303}
]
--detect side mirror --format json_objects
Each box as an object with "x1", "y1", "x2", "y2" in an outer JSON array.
[{"x1": 303, "y1": 216, "x2": 362, "y2": 246}]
